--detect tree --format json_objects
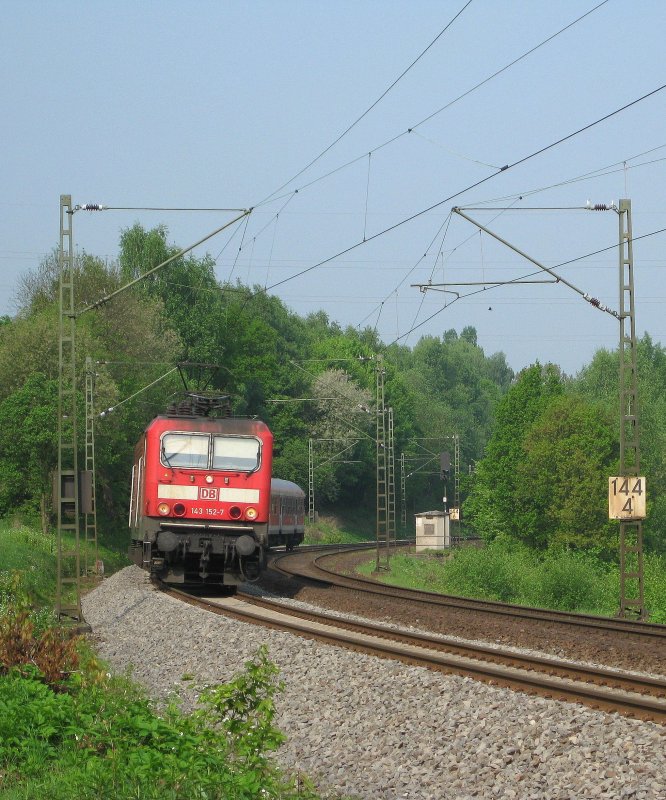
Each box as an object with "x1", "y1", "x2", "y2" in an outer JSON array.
[
  {"x1": 576, "y1": 334, "x2": 666, "y2": 553},
  {"x1": 305, "y1": 369, "x2": 375, "y2": 504},
  {"x1": 404, "y1": 328, "x2": 513, "y2": 472},
  {"x1": 514, "y1": 395, "x2": 617, "y2": 550},
  {"x1": 0, "y1": 374, "x2": 58, "y2": 527},
  {"x1": 0, "y1": 250, "x2": 182, "y2": 525},
  {"x1": 464, "y1": 363, "x2": 564, "y2": 542}
]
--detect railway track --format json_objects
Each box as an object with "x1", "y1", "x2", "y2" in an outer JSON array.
[
  {"x1": 271, "y1": 543, "x2": 666, "y2": 640},
  {"x1": 162, "y1": 582, "x2": 666, "y2": 724}
]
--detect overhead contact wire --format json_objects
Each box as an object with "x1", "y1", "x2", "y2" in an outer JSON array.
[
  {"x1": 256, "y1": 0, "x2": 610, "y2": 209},
  {"x1": 259, "y1": 1, "x2": 474, "y2": 205},
  {"x1": 390, "y1": 225, "x2": 666, "y2": 345},
  {"x1": 265, "y1": 82, "x2": 666, "y2": 294}
]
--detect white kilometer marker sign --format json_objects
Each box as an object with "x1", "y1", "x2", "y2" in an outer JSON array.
[{"x1": 608, "y1": 476, "x2": 646, "y2": 520}]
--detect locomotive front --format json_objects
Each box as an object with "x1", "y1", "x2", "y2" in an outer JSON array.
[{"x1": 130, "y1": 413, "x2": 273, "y2": 586}]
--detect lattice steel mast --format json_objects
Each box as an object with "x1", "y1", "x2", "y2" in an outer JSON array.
[
  {"x1": 424, "y1": 203, "x2": 644, "y2": 616},
  {"x1": 400, "y1": 452, "x2": 407, "y2": 527},
  {"x1": 84, "y1": 357, "x2": 99, "y2": 576},
  {"x1": 452, "y1": 433, "x2": 461, "y2": 537},
  {"x1": 56, "y1": 195, "x2": 82, "y2": 621},
  {"x1": 55, "y1": 197, "x2": 250, "y2": 621},
  {"x1": 375, "y1": 355, "x2": 389, "y2": 571},
  {"x1": 308, "y1": 438, "x2": 315, "y2": 523},
  {"x1": 617, "y1": 199, "x2": 644, "y2": 618},
  {"x1": 387, "y1": 406, "x2": 396, "y2": 551}
]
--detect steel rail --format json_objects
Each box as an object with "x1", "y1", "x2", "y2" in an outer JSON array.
[
  {"x1": 236, "y1": 590, "x2": 666, "y2": 699},
  {"x1": 162, "y1": 583, "x2": 666, "y2": 724},
  {"x1": 270, "y1": 545, "x2": 666, "y2": 639}
]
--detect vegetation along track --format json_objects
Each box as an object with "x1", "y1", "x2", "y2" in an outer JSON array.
[
  {"x1": 261, "y1": 544, "x2": 666, "y2": 677},
  {"x1": 272, "y1": 543, "x2": 666, "y2": 638},
  {"x1": 161, "y1": 580, "x2": 666, "y2": 724}
]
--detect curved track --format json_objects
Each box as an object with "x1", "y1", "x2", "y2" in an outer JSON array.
[
  {"x1": 271, "y1": 544, "x2": 666, "y2": 639},
  {"x1": 162, "y1": 581, "x2": 666, "y2": 724}
]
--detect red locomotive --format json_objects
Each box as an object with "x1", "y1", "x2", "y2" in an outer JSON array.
[{"x1": 129, "y1": 394, "x2": 304, "y2": 587}]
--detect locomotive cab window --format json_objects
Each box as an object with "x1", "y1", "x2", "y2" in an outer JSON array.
[
  {"x1": 161, "y1": 433, "x2": 209, "y2": 469},
  {"x1": 213, "y1": 436, "x2": 261, "y2": 472}
]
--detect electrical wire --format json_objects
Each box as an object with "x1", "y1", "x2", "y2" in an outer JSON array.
[
  {"x1": 458, "y1": 148, "x2": 666, "y2": 208},
  {"x1": 256, "y1": 0, "x2": 611, "y2": 209},
  {"x1": 227, "y1": 213, "x2": 252, "y2": 283},
  {"x1": 96, "y1": 206, "x2": 247, "y2": 212},
  {"x1": 259, "y1": 1, "x2": 474, "y2": 205},
  {"x1": 388, "y1": 224, "x2": 666, "y2": 346},
  {"x1": 392, "y1": 146, "x2": 666, "y2": 334},
  {"x1": 264, "y1": 82, "x2": 666, "y2": 294},
  {"x1": 396, "y1": 200, "x2": 518, "y2": 341},
  {"x1": 222, "y1": 88, "x2": 665, "y2": 344}
]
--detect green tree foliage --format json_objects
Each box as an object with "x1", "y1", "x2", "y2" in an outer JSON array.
[
  {"x1": 576, "y1": 334, "x2": 666, "y2": 552},
  {"x1": 0, "y1": 374, "x2": 58, "y2": 520},
  {"x1": 464, "y1": 363, "x2": 564, "y2": 543},
  {"x1": 466, "y1": 363, "x2": 623, "y2": 552},
  {"x1": 386, "y1": 329, "x2": 513, "y2": 512},
  {"x1": 0, "y1": 308, "x2": 59, "y2": 396},
  {"x1": 1, "y1": 220, "x2": 515, "y2": 528},
  {"x1": 0, "y1": 249, "x2": 182, "y2": 526},
  {"x1": 514, "y1": 394, "x2": 617, "y2": 550},
  {"x1": 405, "y1": 329, "x2": 513, "y2": 458},
  {"x1": 306, "y1": 369, "x2": 374, "y2": 504}
]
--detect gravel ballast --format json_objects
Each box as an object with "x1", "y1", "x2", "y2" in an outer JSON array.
[{"x1": 83, "y1": 567, "x2": 666, "y2": 799}]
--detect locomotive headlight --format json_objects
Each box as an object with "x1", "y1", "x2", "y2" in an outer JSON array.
[
  {"x1": 245, "y1": 507, "x2": 258, "y2": 520},
  {"x1": 173, "y1": 503, "x2": 186, "y2": 516},
  {"x1": 157, "y1": 503, "x2": 171, "y2": 516},
  {"x1": 229, "y1": 506, "x2": 242, "y2": 519},
  {"x1": 205, "y1": 475, "x2": 214, "y2": 484}
]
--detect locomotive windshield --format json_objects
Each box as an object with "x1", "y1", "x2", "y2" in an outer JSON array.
[
  {"x1": 160, "y1": 432, "x2": 261, "y2": 472},
  {"x1": 161, "y1": 433, "x2": 209, "y2": 469},
  {"x1": 213, "y1": 436, "x2": 261, "y2": 471}
]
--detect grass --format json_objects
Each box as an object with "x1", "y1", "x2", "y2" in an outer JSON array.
[
  {"x1": 1, "y1": 520, "x2": 58, "y2": 607},
  {"x1": 357, "y1": 537, "x2": 666, "y2": 623},
  {"x1": 304, "y1": 503, "x2": 412, "y2": 545},
  {"x1": 0, "y1": 517, "x2": 130, "y2": 613},
  {"x1": 304, "y1": 514, "x2": 372, "y2": 545}
]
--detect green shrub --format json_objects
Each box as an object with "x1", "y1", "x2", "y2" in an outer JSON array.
[
  {"x1": 644, "y1": 554, "x2": 666, "y2": 623},
  {"x1": 521, "y1": 548, "x2": 611, "y2": 612},
  {"x1": 0, "y1": 572, "x2": 82, "y2": 689},
  {"x1": 438, "y1": 539, "x2": 536, "y2": 602},
  {"x1": 364, "y1": 539, "x2": 666, "y2": 622},
  {"x1": 0, "y1": 644, "x2": 319, "y2": 800}
]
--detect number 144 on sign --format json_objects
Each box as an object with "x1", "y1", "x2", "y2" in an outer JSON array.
[{"x1": 608, "y1": 477, "x2": 646, "y2": 520}]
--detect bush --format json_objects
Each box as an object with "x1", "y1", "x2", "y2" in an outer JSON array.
[
  {"x1": 0, "y1": 571, "x2": 80, "y2": 688},
  {"x1": 521, "y1": 548, "x2": 612, "y2": 613},
  {"x1": 367, "y1": 539, "x2": 666, "y2": 622},
  {"x1": 438, "y1": 538, "x2": 536, "y2": 602},
  {"x1": 0, "y1": 572, "x2": 319, "y2": 799},
  {"x1": 0, "y1": 625, "x2": 318, "y2": 799},
  {"x1": 644, "y1": 554, "x2": 666, "y2": 623}
]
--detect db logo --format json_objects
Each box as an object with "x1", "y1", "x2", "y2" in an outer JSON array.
[{"x1": 199, "y1": 487, "x2": 219, "y2": 501}]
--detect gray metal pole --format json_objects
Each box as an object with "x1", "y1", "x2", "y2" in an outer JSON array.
[
  {"x1": 308, "y1": 438, "x2": 315, "y2": 523},
  {"x1": 56, "y1": 195, "x2": 82, "y2": 621},
  {"x1": 617, "y1": 199, "x2": 645, "y2": 618},
  {"x1": 375, "y1": 355, "x2": 389, "y2": 571},
  {"x1": 84, "y1": 357, "x2": 99, "y2": 577}
]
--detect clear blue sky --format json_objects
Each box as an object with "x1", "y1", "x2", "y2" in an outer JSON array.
[{"x1": 2, "y1": 0, "x2": 665, "y2": 374}]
